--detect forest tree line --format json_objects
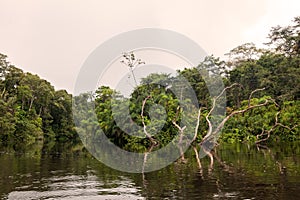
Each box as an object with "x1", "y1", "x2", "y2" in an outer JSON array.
[
  {"x1": 0, "y1": 55, "x2": 77, "y2": 145},
  {"x1": 1, "y1": 17, "x2": 299, "y2": 148}
]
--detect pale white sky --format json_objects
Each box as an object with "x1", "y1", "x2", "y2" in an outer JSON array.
[{"x1": 0, "y1": 0, "x2": 299, "y2": 93}]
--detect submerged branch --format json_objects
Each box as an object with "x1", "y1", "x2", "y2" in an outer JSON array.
[
  {"x1": 193, "y1": 146, "x2": 203, "y2": 175},
  {"x1": 202, "y1": 146, "x2": 214, "y2": 171}
]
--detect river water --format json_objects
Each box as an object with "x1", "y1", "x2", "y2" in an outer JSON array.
[{"x1": 0, "y1": 142, "x2": 299, "y2": 199}]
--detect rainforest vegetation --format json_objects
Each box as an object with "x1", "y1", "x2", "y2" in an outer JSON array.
[{"x1": 1, "y1": 17, "x2": 299, "y2": 150}]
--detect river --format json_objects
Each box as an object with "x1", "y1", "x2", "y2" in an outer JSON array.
[{"x1": 0, "y1": 141, "x2": 299, "y2": 199}]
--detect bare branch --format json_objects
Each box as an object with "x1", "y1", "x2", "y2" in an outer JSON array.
[
  {"x1": 248, "y1": 88, "x2": 266, "y2": 107},
  {"x1": 256, "y1": 111, "x2": 295, "y2": 144},
  {"x1": 215, "y1": 83, "x2": 242, "y2": 101},
  {"x1": 211, "y1": 151, "x2": 235, "y2": 173},
  {"x1": 277, "y1": 123, "x2": 292, "y2": 130},
  {"x1": 256, "y1": 128, "x2": 266, "y2": 139},
  {"x1": 202, "y1": 145, "x2": 214, "y2": 170},
  {"x1": 172, "y1": 106, "x2": 187, "y2": 144},
  {"x1": 291, "y1": 124, "x2": 299, "y2": 130},
  {"x1": 142, "y1": 143, "x2": 155, "y2": 180},
  {"x1": 211, "y1": 98, "x2": 271, "y2": 139},
  {"x1": 172, "y1": 121, "x2": 186, "y2": 145},
  {"x1": 173, "y1": 106, "x2": 181, "y2": 122},
  {"x1": 203, "y1": 83, "x2": 242, "y2": 141},
  {"x1": 192, "y1": 107, "x2": 202, "y2": 142},
  {"x1": 141, "y1": 96, "x2": 157, "y2": 145},
  {"x1": 172, "y1": 106, "x2": 187, "y2": 162},
  {"x1": 193, "y1": 146, "x2": 203, "y2": 175}
]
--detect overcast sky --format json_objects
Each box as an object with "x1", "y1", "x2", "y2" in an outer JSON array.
[{"x1": 1, "y1": 0, "x2": 299, "y2": 93}]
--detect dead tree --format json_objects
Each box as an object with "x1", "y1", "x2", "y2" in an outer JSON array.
[
  {"x1": 193, "y1": 146, "x2": 203, "y2": 175},
  {"x1": 201, "y1": 85, "x2": 273, "y2": 146},
  {"x1": 172, "y1": 106, "x2": 187, "y2": 162},
  {"x1": 141, "y1": 95, "x2": 157, "y2": 145},
  {"x1": 172, "y1": 105, "x2": 203, "y2": 162},
  {"x1": 197, "y1": 84, "x2": 279, "y2": 167},
  {"x1": 168, "y1": 83, "x2": 276, "y2": 167},
  {"x1": 142, "y1": 143, "x2": 155, "y2": 182}
]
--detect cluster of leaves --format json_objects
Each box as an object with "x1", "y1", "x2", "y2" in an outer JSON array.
[{"x1": 0, "y1": 54, "x2": 77, "y2": 145}]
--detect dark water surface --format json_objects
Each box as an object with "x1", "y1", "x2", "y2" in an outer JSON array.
[{"x1": 0, "y1": 142, "x2": 299, "y2": 199}]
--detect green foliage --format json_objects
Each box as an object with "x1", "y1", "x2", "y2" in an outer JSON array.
[
  {"x1": 93, "y1": 75, "x2": 184, "y2": 150},
  {"x1": 221, "y1": 98, "x2": 299, "y2": 143},
  {"x1": 14, "y1": 106, "x2": 43, "y2": 144},
  {"x1": 1, "y1": 16, "x2": 300, "y2": 149},
  {"x1": 0, "y1": 53, "x2": 77, "y2": 146}
]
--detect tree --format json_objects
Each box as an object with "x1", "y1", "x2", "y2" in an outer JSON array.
[
  {"x1": 225, "y1": 43, "x2": 265, "y2": 66},
  {"x1": 267, "y1": 16, "x2": 300, "y2": 56},
  {"x1": 0, "y1": 53, "x2": 80, "y2": 145},
  {"x1": 50, "y1": 90, "x2": 76, "y2": 141}
]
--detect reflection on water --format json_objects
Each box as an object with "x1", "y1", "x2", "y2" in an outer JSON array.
[
  {"x1": 8, "y1": 174, "x2": 143, "y2": 200},
  {"x1": 0, "y1": 142, "x2": 299, "y2": 199}
]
